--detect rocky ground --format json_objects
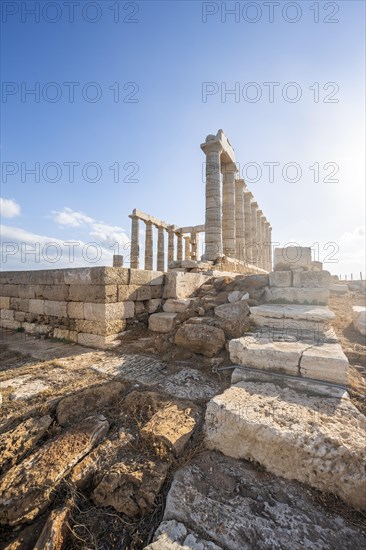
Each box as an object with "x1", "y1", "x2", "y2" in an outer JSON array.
[{"x1": 0, "y1": 278, "x2": 365, "y2": 549}]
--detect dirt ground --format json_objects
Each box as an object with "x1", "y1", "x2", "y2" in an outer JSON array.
[{"x1": 0, "y1": 289, "x2": 365, "y2": 549}]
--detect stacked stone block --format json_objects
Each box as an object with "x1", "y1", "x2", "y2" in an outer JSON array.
[{"x1": 0, "y1": 267, "x2": 164, "y2": 349}]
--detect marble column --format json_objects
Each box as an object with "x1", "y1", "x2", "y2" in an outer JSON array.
[
  {"x1": 234, "y1": 178, "x2": 245, "y2": 261},
  {"x1": 250, "y1": 201, "x2": 259, "y2": 266},
  {"x1": 168, "y1": 227, "x2": 175, "y2": 266},
  {"x1": 243, "y1": 189, "x2": 253, "y2": 264},
  {"x1": 260, "y1": 215, "x2": 266, "y2": 270},
  {"x1": 222, "y1": 161, "x2": 237, "y2": 257},
  {"x1": 157, "y1": 226, "x2": 165, "y2": 272},
  {"x1": 268, "y1": 225, "x2": 273, "y2": 271},
  {"x1": 256, "y1": 209, "x2": 263, "y2": 268},
  {"x1": 130, "y1": 215, "x2": 140, "y2": 269},
  {"x1": 264, "y1": 220, "x2": 270, "y2": 271},
  {"x1": 177, "y1": 233, "x2": 183, "y2": 261},
  {"x1": 201, "y1": 141, "x2": 223, "y2": 260},
  {"x1": 184, "y1": 236, "x2": 191, "y2": 260},
  {"x1": 144, "y1": 221, "x2": 153, "y2": 271},
  {"x1": 113, "y1": 255, "x2": 123, "y2": 267},
  {"x1": 191, "y1": 231, "x2": 197, "y2": 261}
]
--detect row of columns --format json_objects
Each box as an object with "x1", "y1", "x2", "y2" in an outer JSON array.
[
  {"x1": 201, "y1": 139, "x2": 272, "y2": 271},
  {"x1": 129, "y1": 214, "x2": 201, "y2": 271}
]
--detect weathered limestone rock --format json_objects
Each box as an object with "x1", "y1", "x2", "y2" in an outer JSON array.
[
  {"x1": 149, "y1": 312, "x2": 177, "y2": 333},
  {"x1": 44, "y1": 300, "x2": 67, "y2": 317},
  {"x1": 145, "y1": 520, "x2": 223, "y2": 550},
  {"x1": 352, "y1": 305, "x2": 366, "y2": 336},
  {"x1": 214, "y1": 300, "x2": 250, "y2": 338},
  {"x1": 300, "y1": 343, "x2": 349, "y2": 384},
  {"x1": 229, "y1": 335, "x2": 349, "y2": 384},
  {"x1": 205, "y1": 383, "x2": 366, "y2": 510},
  {"x1": 77, "y1": 332, "x2": 121, "y2": 349},
  {"x1": 28, "y1": 299, "x2": 45, "y2": 315},
  {"x1": 163, "y1": 298, "x2": 192, "y2": 313},
  {"x1": 293, "y1": 270, "x2": 331, "y2": 288},
  {"x1": 92, "y1": 457, "x2": 168, "y2": 516},
  {"x1": 227, "y1": 290, "x2": 243, "y2": 302},
  {"x1": 162, "y1": 451, "x2": 365, "y2": 550},
  {"x1": 56, "y1": 381, "x2": 126, "y2": 425},
  {"x1": 264, "y1": 286, "x2": 329, "y2": 305},
  {"x1": 147, "y1": 298, "x2": 162, "y2": 313},
  {"x1": 0, "y1": 415, "x2": 109, "y2": 525},
  {"x1": 141, "y1": 403, "x2": 198, "y2": 456},
  {"x1": 67, "y1": 301, "x2": 84, "y2": 319},
  {"x1": 84, "y1": 301, "x2": 134, "y2": 321},
  {"x1": 250, "y1": 303, "x2": 335, "y2": 328},
  {"x1": 269, "y1": 271, "x2": 292, "y2": 287},
  {"x1": 68, "y1": 284, "x2": 117, "y2": 303},
  {"x1": 163, "y1": 272, "x2": 210, "y2": 299},
  {"x1": 229, "y1": 336, "x2": 306, "y2": 375},
  {"x1": 0, "y1": 415, "x2": 53, "y2": 472},
  {"x1": 70, "y1": 430, "x2": 134, "y2": 490},
  {"x1": 330, "y1": 283, "x2": 349, "y2": 294},
  {"x1": 274, "y1": 247, "x2": 311, "y2": 271},
  {"x1": 33, "y1": 504, "x2": 71, "y2": 550},
  {"x1": 175, "y1": 324, "x2": 226, "y2": 357}
]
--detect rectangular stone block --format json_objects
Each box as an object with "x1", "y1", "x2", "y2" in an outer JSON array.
[
  {"x1": 0, "y1": 319, "x2": 21, "y2": 330},
  {"x1": 0, "y1": 269, "x2": 63, "y2": 285},
  {"x1": 300, "y1": 343, "x2": 349, "y2": 385},
  {"x1": 0, "y1": 309, "x2": 14, "y2": 320},
  {"x1": 35, "y1": 284, "x2": 69, "y2": 301},
  {"x1": 63, "y1": 267, "x2": 92, "y2": 285},
  {"x1": 77, "y1": 332, "x2": 120, "y2": 349},
  {"x1": 129, "y1": 269, "x2": 152, "y2": 285},
  {"x1": 150, "y1": 272, "x2": 165, "y2": 285},
  {"x1": 136, "y1": 286, "x2": 151, "y2": 301},
  {"x1": 53, "y1": 328, "x2": 75, "y2": 341},
  {"x1": 264, "y1": 287, "x2": 329, "y2": 306},
  {"x1": 90, "y1": 267, "x2": 130, "y2": 285},
  {"x1": 84, "y1": 301, "x2": 134, "y2": 322},
  {"x1": 150, "y1": 285, "x2": 163, "y2": 299},
  {"x1": 75, "y1": 319, "x2": 126, "y2": 336},
  {"x1": 0, "y1": 297, "x2": 10, "y2": 309},
  {"x1": 163, "y1": 272, "x2": 210, "y2": 299},
  {"x1": 149, "y1": 312, "x2": 177, "y2": 333},
  {"x1": 9, "y1": 297, "x2": 29, "y2": 311},
  {"x1": 68, "y1": 284, "x2": 117, "y2": 303},
  {"x1": 269, "y1": 271, "x2": 292, "y2": 288},
  {"x1": 44, "y1": 300, "x2": 68, "y2": 317},
  {"x1": 293, "y1": 271, "x2": 331, "y2": 289},
  {"x1": 67, "y1": 302, "x2": 84, "y2": 319},
  {"x1": 118, "y1": 285, "x2": 138, "y2": 301},
  {"x1": 28, "y1": 299, "x2": 45, "y2": 315},
  {"x1": 274, "y1": 247, "x2": 311, "y2": 271},
  {"x1": 0, "y1": 284, "x2": 36, "y2": 299},
  {"x1": 14, "y1": 311, "x2": 27, "y2": 322}
]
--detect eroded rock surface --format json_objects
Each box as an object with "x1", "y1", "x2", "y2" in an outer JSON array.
[
  {"x1": 145, "y1": 520, "x2": 223, "y2": 549},
  {"x1": 0, "y1": 415, "x2": 109, "y2": 525},
  {"x1": 162, "y1": 451, "x2": 366, "y2": 550},
  {"x1": 175, "y1": 324, "x2": 225, "y2": 357},
  {"x1": 205, "y1": 382, "x2": 366, "y2": 510}
]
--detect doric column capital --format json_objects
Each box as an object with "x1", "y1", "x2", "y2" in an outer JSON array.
[{"x1": 200, "y1": 139, "x2": 223, "y2": 156}]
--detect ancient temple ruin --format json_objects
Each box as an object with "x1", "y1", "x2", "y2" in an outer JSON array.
[{"x1": 129, "y1": 130, "x2": 272, "y2": 273}]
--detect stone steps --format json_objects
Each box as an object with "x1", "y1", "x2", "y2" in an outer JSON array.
[
  {"x1": 264, "y1": 287, "x2": 329, "y2": 306},
  {"x1": 250, "y1": 304, "x2": 335, "y2": 331},
  {"x1": 228, "y1": 335, "x2": 348, "y2": 385}
]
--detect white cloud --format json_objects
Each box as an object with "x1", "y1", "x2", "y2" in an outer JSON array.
[
  {"x1": 1, "y1": 224, "x2": 115, "y2": 270},
  {"x1": 53, "y1": 207, "x2": 93, "y2": 227},
  {"x1": 0, "y1": 197, "x2": 21, "y2": 218}
]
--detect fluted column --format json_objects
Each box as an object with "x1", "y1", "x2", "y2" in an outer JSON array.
[
  {"x1": 144, "y1": 221, "x2": 153, "y2": 270},
  {"x1": 244, "y1": 189, "x2": 252, "y2": 264},
  {"x1": 250, "y1": 201, "x2": 259, "y2": 266},
  {"x1": 256, "y1": 209, "x2": 263, "y2": 269},
  {"x1": 264, "y1": 220, "x2": 270, "y2": 271},
  {"x1": 268, "y1": 225, "x2": 273, "y2": 271},
  {"x1": 130, "y1": 215, "x2": 140, "y2": 269},
  {"x1": 168, "y1": 227, "x2": 175, "y2": 266},
  {"x1": 222, "y1": 162, "x2": 237, "y2": 257},
  {"x1": 234, "y1": 178, "x2": 245, "y2": 261},
  {"x1": 260, "y1": 215, "x2": 266, "y2": 270},
  {"x1": 157, "y1": 226, "x2": 165, "y2": 272},
  {"x1": 191, "y1": 231, "x2": 197, "y2": 261},
  {"x1": 177, "y1": 232, "x2": 183, "y2": 261},
  {"x1": 201, "y1": 140, "x2": 223, "y2": 260},
  {"x1": 184, "y1": 236, "x2": 191, "y2": 260}
]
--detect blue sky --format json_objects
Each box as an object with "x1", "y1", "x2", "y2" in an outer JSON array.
[{"x1": 1, "y1": 0, "x2": 365, "y2": 276}]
